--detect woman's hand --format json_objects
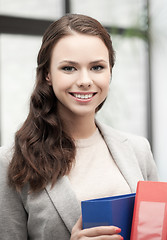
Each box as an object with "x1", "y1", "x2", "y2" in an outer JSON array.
[{"x1": 70, "y1": 216, "x2": 123, "y2": 240}]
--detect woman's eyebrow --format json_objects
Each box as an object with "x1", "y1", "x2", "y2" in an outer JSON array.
[
  {"x1": 59, "y1": 60, "x2": 78, "y2": 65},
  {"x1": 90, "y1": 59, "x2": 108, "y2": 64}
]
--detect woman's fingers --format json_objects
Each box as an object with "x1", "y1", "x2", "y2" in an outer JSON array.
[
  {"x1": 80, "y1": 225, "x2": 122, "y2": 238},
  {"x1": 86, "y1": 236, "x2": 123, "y2": 240},
  {"x1": 71, "y1": 216, "x2": 123, "y2": 239},
  {"x1": 85, "y1": 236, "x2": 123, "y2": 240}
]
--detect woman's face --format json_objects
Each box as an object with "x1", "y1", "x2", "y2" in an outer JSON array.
[{"x1": 46, "y1": 32, "x2": 111, "y2": 120}]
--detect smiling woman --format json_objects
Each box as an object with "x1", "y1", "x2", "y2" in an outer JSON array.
[{"x1": 0, "y1": 14, "x2": 158, "y2": 240}]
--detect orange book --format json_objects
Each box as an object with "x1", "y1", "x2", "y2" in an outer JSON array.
[{"x1": 130, "y1": 181, "x2": 167, "y2": 240}]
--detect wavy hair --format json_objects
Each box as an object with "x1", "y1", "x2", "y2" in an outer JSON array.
[{"x1": 8, "y1": 14, "x2": 115, "y2": 192}]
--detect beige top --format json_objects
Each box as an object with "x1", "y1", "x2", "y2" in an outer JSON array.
[{"x1": 68, "y1": 128, "x2": 131, "y2": 203}]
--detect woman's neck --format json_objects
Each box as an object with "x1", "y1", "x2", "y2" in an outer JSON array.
[{"x1": 62, "y1": 115, "x2": 97, "y2": 140}]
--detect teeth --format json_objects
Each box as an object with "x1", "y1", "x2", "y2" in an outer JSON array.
[{"x1": 73, "y1": 93, "x2": 94, "y2": 99}]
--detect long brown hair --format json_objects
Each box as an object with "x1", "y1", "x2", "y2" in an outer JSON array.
[{"x1": 8, "y1": 14, "x2": 115, "y2": 192}]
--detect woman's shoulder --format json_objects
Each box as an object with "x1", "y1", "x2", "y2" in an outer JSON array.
[
  {"x1": 96, "y1": 121, "x2": 153, "y2": 163},
  {"x1": 96, "y1": 120, "x2": 158, "y2": 180},
  {"x1": 0, "y1": 146, "x2": 14, "y2": 195},
  {"x1": 0, "y1": 145, "x2": 13, "y2": 165},
  {"x1": 96, "y1": 120, "x2": 148, "y2": 145}
]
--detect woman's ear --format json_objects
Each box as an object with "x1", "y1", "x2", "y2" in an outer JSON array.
[{"x1": 45, "y1": 73, "x2": 52, "y2": 86}]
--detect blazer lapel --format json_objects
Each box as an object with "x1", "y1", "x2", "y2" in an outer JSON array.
[
  {"x1": 45, "y1": 176, "x2": 80, "y2": 233},
  {"x1": 97, "y1": 121, "x2": 144, "y2": 192}
]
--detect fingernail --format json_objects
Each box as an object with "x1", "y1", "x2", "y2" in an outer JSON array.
[
  {"x1": 115, "y1": 227, "x2": 121, "y2": 233},
  {"x1": 120, "y1": 237, "x2": 124, "y2": 240}
]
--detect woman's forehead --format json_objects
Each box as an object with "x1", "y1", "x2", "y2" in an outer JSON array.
[{"x1": 51, "y1": 33, "x2": 109, "y2": 63}]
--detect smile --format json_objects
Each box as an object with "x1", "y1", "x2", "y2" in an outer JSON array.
[
  {"x1": 69, "y1": 92, "x2": 97, "y2": 100},
  {"x1": 73, "y1": 93, "x2": 93, "y2": 99}
]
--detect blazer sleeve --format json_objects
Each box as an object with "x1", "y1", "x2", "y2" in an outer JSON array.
[{"x1": 0, "y1": 146, "x2": 28, "y2": 240}]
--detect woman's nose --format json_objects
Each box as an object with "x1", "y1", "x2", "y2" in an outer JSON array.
[{"x1": 76, "y1": 70, "x2": 93, "y2": 88}]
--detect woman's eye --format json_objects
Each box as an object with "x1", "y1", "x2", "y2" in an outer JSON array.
[
  {"x1": 91, "y1": 65, "x2": 104, "y2": 71},
  {"x1": 62, "y1": 66, "x2": 76, "y2": 72}
]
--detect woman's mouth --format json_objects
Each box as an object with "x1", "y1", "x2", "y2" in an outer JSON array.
[{"x1": 69, "y1": 92, "x2": 97, "y2": 101}]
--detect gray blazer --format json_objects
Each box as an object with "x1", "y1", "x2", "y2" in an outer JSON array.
[{"x1": 0, "y1": 122, "x2": 158, "y2": 240}]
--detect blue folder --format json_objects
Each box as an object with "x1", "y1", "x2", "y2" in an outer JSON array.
[{"x1": 81, "y1": 193, "x2": 135, "y2": 240}]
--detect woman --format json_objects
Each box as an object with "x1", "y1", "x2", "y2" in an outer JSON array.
[{"x1": 0, "y1": 14, "x2": 158, "y2": 240}]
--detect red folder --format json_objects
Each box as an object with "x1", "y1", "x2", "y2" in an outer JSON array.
[{"x1": 130, "y1": 181, "x2": 167, "y2": 240}]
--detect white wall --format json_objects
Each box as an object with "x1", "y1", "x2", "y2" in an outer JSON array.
[
  {"x1": 0, "y1": 35, "x2": 41, "y2": 145},
  {"x1": 0, "y1": 0, "x2": 63, "y2": 19},
  {"x1": 150, "y1": 0, "x2": 167, "y2": 180}
]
